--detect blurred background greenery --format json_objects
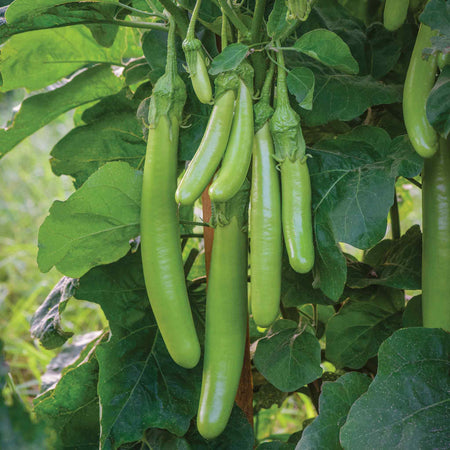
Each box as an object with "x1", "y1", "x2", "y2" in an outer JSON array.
[
  {"x1": 0, "y1": 91, "x2": 106, "y2": 401},
  {"x1": 0, "y1": 89, "x2": 422, "y2": 440}
]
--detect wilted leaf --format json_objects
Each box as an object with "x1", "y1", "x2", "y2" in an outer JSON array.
[
  {"x1": 34, "y1": 333, "x2": 105, "y2": 449},
  {"x1": 30, "y1": 277, "x2": 77, "y2": 349},
  {"x1": 40, "y1": 331, "x2": 104, "y2": 392}
]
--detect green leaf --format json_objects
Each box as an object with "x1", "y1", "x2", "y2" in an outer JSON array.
[
  {"x1": 267, "y1": 0, "x2": 295, "y2": 40},
  {"x1": 420, "y1": 0, "x2": 450, "y2": 36},
  {"x1": 209, "y1": 43, "x2": 249, "y2": 76},
  {"x1": 287, "y1": 67, "x2": 315, "y2": 110},
  {"x1": 30, "y1": 277, "x2": 76, "y2": 349},
  {"x1": 96, "y1": 334, "x2": 201, "y2": 448},
  {"x1": 312, "y1": 219, "x2": 347, "y2": 301},
  {"x1": 141, "y1": 29, "x2": 185, "y2": 82},
  {"x1": 291, "y1": 63, "x2": 400, "y2": 126},
  {"x1": 5, "y1": 0, "x2": 118, "y2": 23},
  {"x1": 0, "y1": 340, "x2": 49, "y2": 449},
  {"x1": 0, "y1": 65, "x2": 123, "y2": 159},
  {"x1": 177, "y1": 0, "x2": 221, "y2": 24},
  {"x1": 297, "y1": 372, "x2": 371, "y2": 450},
  {"x1": 50, "y1": 90, "x2": 146, "y2": 188},
  {"x1": 347, "y1": 225, "x2": 422, "y2": 290},
  {"x1": 253, "y1": 320, "x2": 322, "y2": 392},
  {"x1": 427, "y1": 65, "x2": 450, "y2": 139},
  {"x1": 1, "y1": 1, "x2": 121, "y2": 47},
  {"x1": 402, "y1": 295, "x2": 423, "y2": 328},
  {"x1": 0, "y1": 393, "x2": 48, "y2": 449},
  {"x1": 145, "y1": 429, "x2": 191, "y2": 449},
  {"x1": 184, "y1": 405, "x2": 255, "y2": 449},
  {"x1": 388, "y1": 135, "x2": 423, "y2": 179},
  {"x1": 293, "y1": 29, "x2": 359, "y2": 74},
  {"x1": 37, "y1": 161, "x2": 142, "y2": 278},
  {"x1": 124, "y1": 59, "x2": 151, "y2": 86},
  {"x1": 366, "y1": 23, "x2": 402, "y2": 80},
  {"x1": 75, "y1": 251, "x2": 149, "y2": 339},
  {"x1": 340, "y1": 328, "x2": 450, "y2": 449},
  {"x1": 310, "y1": 127, "x2": 418, "y2": 250},
  {"x1": 296, "y1": 0, "x2": 369, "y2": 74},
  {"x1": 325, "y1": 287, "x2": 404, "y2": 369},
  {"x1": 281, "y1": 252, "x2": 335, "y2": 307},
  {"x1": 0, "y1": 25, "x2": 128, "y2": 91},
  {"x1": 253, "y1": 383, "x2": 288, "y2": 414},
  {"x1": 309, "y1": 128, "x2": 420, "y2": 299},
  {"x1": 258, "y1": 442, "x2": 295, "y2": 449},
  {"x1": 34, "y1": 333, "x2": 105, "y2": 449},
  {"x1": 74, "y1": 252, "x2": 203, "y2": 449}
]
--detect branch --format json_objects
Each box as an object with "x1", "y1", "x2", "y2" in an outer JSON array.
[
  {"x1": 250, "y1": 0, "x2": 266, "y2": 42},
  {"x1": 217, "y1": 0, "x2": 250, "y2": 39},
  {"x1": 158, "y1": 0, "x2": 189, "y2": 36},
  {"x1": 390, "y1": 189, "x2": 401, "y2": 240}
]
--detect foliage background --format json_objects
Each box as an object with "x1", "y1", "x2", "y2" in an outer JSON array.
[
  {"x1": 0, "y1": 101, "x2": 423, "y2": 441},
  {"x1": 0, "y1": 0, "x2": 448, "y2": 448}
]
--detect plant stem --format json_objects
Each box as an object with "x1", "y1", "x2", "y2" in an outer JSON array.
[
  {"x1": 221, "y1": 6, "x2": 228, "y2": 50},
  {"x1": 390, "y1": 189, "x2": 401, "y2": 239},
  {"x1": 158, "y1": 0, "x2": 188, "y2": 35},
  {"x1": 165, "y1": 15, "x2": 177, "y2": 76},
  {"x1": 275, "y1": 42, "x2": 289, "y2": 105},
  {"x1": 108, "y1": 1, "x2": 167, "y2": 20},
  {"x1": 180, "y1": 220, "x2": 211, "y2": 227},
  {"x1": 250, "y1": 3, "x2": 268, "y2": 94},
  {"x1": 217, "y1": 0, "x2": 249, "y2": 39},
  {"x1": 252, "y1": 52, "x2": 267, "y2": 93},
  {"x1": 250, "y1": 0, "x2": 266, "y2": 42},
  {"x1": 260, "y1": 60, "x2": 275, "y2": 103},
  {"x1": 307, "y1": 381, "x2": 321, "y2": 412},
  {"x1": 98, "y1": 18, "x2": 168, "y2": 31},
  {"x1": 186, "y1": 0, "x2": 202, "y2": 40},
  {"x1": 312, "y1": 304, "x2": 318, "y2": 330},
  {"x1": 8, "y1": 18, "x2": 168, "y2": 36}
]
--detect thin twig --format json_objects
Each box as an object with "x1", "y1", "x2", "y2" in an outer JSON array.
[
  {"x1": 405, "y1": 177, "x2": 422, "y2": 189},
  {"x1": 217, "y1": 0, "x2": 249, "y2": 38},
  {"x1": 390, "y1": 189, "x2": 401, "y2": 240}
]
